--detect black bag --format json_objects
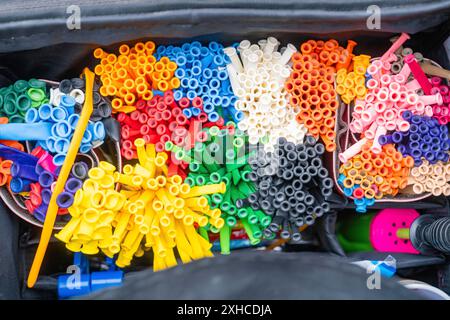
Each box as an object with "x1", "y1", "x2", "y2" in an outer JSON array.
[{"x1": 0, "y1": 0, "x2": 449, "y2": 299}]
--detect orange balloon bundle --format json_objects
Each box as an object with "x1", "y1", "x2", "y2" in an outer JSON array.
[
  {"x1": 339, "y1": 141, "x2": 414, "y2": 199},
  {"x1": 0, "y1": 117, "x2": 24, "y2": 186},
  {"x1": 93, "y1": 42, "x2": 180, "y2": 113},
  {"x1": 286, "y1": 39, "x2": 355, "y2": 152},
  {"x1": 0, "y1": 118, "x2": 25, "y2": 151},
  {"x1": 0, "y1": 158, "x2": 12, "y2": 187}
]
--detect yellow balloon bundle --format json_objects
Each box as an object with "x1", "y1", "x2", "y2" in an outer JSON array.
[
  {"x1": 335, "y1": 54, "x2": 371, "y2": 104},
  {"x1": 55, "y1": 138, "x2": 226, "y2": 271}
]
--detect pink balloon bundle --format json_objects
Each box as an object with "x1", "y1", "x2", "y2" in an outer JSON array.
[
  {"x1": 348, "y1": 33, "x2": 445, "y2": 155},
  {"x1": 429, "y1": 76, "x2": 450, "y2": 125}
]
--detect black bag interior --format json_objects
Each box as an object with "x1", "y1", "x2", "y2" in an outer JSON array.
[{"x1": 0, "y1": 0, "x2": 449, "y2": 299}]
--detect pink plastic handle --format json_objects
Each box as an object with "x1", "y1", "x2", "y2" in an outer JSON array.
[
  {"x1": 37, "y1": 152, "x2": 58, "y2": 174},
  {"x1": 365, "y1": 121, "x2": 378, "y2": 139},
  {"x1": 419, "y1": 93, "x2": 443, "y2": 106},
  {"x1": 381, "y1": 33, "x2": 410, "y2": 61},
  {"x1": 404, "y1": 54, "x2": 432, "y2": 95},
  {"x1": 339, "y1": 138, "x2": 368, "y2": 163},
  {"x1": 404, "y1": 79, "x2": 421, "y2": 92},
  {"x1": 371, "y1": 126, "x2": 387, "y2": 154},
  {"x1": 398, "y1": 63, "x2": 411, "y2": 80}
]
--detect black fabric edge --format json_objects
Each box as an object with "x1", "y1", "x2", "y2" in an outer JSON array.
[{"x1": 0, "y1": 2, "x2": 449, "y2": 52}]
